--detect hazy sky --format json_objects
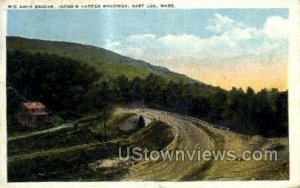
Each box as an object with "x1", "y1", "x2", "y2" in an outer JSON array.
[{"x1": 8, "y1": 9, "x2": 288, "y2": 91}]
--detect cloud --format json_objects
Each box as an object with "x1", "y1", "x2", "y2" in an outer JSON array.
[
  {"x1": 206, "y1": 13, "x2": 240, "y2": 34},
  {"x1": 127, "y1": 34, "x2": 156, "y2": 41},
  {"x1": 262, "y1": 16, "x2": 289, "y2": 38},
  {"x1": 103, "y1": 13, "x2": 288, "y2": 90},
  {"x1": 104, "y1": 14, "x2": 288, "y2": 61},
  {"x1": 103, "y1": 40, "x2": 120, "y2": 50}
]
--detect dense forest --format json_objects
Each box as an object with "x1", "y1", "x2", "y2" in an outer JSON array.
[{"x1": 7, "y1": 50, "x2": 288, "y2": 137}]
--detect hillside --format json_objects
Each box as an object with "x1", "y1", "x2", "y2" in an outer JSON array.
[
  {"x1": 7, "y1": 36, "x2": 200, "y2": 84},
  {"x1": 7, "y1": 107, "x2": 288, "y2": 181},
  {"x1": 7, "y1": 36, "x2": 287, "y2": 137}
]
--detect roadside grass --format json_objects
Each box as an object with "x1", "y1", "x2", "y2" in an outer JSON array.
[
  {"x1": 194, "y1": 124, "x2": 289, "y2": 180},
  {"x1": 7, "y1": 115, "x2": 174, "y2": 181},
  {"x1": 122, "y1": 118, "x2": 215, "y2": 181},
  {"x1": 89, "y1": 112, "x2": 136, "y2": 139},
  {"x1": 8, "y1": 111, "x2": 136, "y2": 157},
  {"x1": 8, "y1": 141, "x2": 130, "y2": 181},
  {"x1": 129, "y1": 120, "x2": 175, "y2": 150},
  {"x1": 7, "y1": 123, "x2": 57, "y2": 138},
  {"x1": 7, "y1": 107, "x2": 289, "y2": 181},
  {"x1": 9, "y1": 127, "x2": 116, "y2": 157}
]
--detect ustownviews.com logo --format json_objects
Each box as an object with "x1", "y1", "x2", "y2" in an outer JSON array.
[{"x1": 119, "y1": 147, "x2": 278, "y2": 162}]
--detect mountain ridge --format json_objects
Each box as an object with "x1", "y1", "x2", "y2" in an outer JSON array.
[{"x1": 7, "y1": 36, "x2": 204, "y2": 85}]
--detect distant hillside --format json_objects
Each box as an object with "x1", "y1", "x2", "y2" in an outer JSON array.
[{"x1": 7, "y1": 36, "x2": 200, "y2": 84}]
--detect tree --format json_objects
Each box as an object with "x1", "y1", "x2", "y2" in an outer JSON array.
[
  {"x1": 142, "y1": 73, "x2": 166, "y2": 108},
  {"x1": 208, "y1": 91, "x2": 228, "y2": 122},
  {"x1": 254, "y1": 89, "x2": 276, "y2": 136},
  {"x1": 7, "y1": 50, "x2": 101, "y2": 121},
  {"x1": 7, "y1": 50, "x2": 288, "y2": 137},
  {"x1": 189, "y1": 96, "x2": 211, "y2": 119},
  {"x1": 85, "y1": 78, "x2": 113, "y2": 113},
  {"x1": 113, "y1": 75, "x2": 131, "y2": 104},
  {"x1": 275, "y1": 92, "x2": 288, "y2": 136},
  {"x1": 130, "y1": 77, "x2": 143, "y2": 102}
]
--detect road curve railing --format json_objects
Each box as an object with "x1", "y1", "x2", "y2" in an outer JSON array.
[{"x1": 145, "y1": 108, "x2": 230, "y2": 131}]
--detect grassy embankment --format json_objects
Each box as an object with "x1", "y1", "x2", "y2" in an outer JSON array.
[{"x1": 8, "y1": 109, "x2": 174, "y2": 181}]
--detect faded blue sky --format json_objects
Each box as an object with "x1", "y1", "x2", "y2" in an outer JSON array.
[
  {"x1": 8, "y1": 9, "x2": 288, "y2": 46},
  {"x1": 7, "y1": 9, "x2": 289, "y2": 90}
]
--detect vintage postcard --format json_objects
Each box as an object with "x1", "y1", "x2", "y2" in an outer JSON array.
[{"x1": 0, "y1": 0, "x2": 300, "y2": 187}]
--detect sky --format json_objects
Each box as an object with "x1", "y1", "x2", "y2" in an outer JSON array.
[{"x1": 7, "y1": 9, "x2": 289, "y2": 91}]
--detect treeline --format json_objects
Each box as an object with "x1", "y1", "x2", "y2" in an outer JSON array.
[
  {"x1": 7, "y1": 50, "x2": 101, "y2": 120},
  {"x1": 7, "y1": 50, "x2": 288, "y2": 137},
  {"x1": 97, "y1": 74, "x2": 288, "y2": 137}
]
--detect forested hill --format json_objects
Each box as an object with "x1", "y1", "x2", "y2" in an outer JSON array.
[
  {"x1": 7, "y1": 36, "x2": 200, "y2": 84},
  {"x1": 6, "y1": 37, "x2": 288, "y2": 137}
]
